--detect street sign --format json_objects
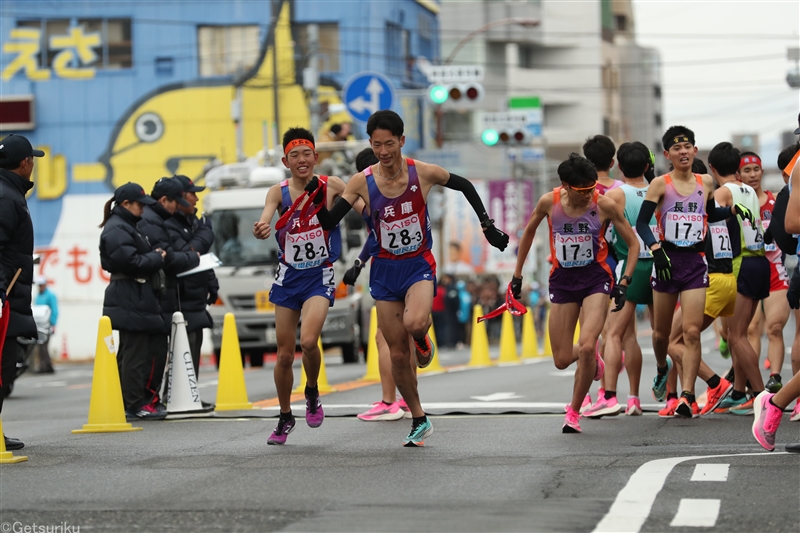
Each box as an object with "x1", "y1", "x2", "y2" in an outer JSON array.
[
  {"x1": 481, "y1": 110, "x2": 541, "y2": 129},
  {"x1": 342, "y1": 72, "x2": 395, "y2": 123},
  {"x1": 422, "y1": 65, "x2": 484, "y2": 83}
]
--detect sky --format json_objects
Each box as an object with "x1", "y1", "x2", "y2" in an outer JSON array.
[{"x1": 633, "y1": 0, "x2": 800, "y2": 164}]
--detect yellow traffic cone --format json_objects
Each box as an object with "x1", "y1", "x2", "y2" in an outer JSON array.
[
  {"x1": 497, "y1": 311, "x2": 519, "y2": 363},
  {"x1": 294, "y1": 337, "x2": 336, "y2": 393},
  {"x1": 214, "y1": 313, "x2": 253, "y2": 411},
  {"x1": 543, "y1": 309, "x2": 553, "y2": 356},
  {"x1": 574, "y1": 318, "x2": 581, "y2": 345},
  {"x1": 0, "y1": 418, "x2": 27, "y2": 463},
  {"x1": 361, "y1": 306, "x2": 381, "y2": 382},
  {"x1": 418, "y1": 320, "x2": 444, "y2": 374},
  {"x1": 73, "y1": 317, "x2": 143, "y2": 434},
  {"x1": 521, "y1": 306, "x2": 540, "y2": 358},
  {"x1": 468, "y1": 305, "x2": 492, "y2": 367}
]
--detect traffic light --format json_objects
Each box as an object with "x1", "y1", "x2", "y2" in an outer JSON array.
[
  {"x1": 481, "y1": 127, "x2": 531, "y2": 146},
  {"x1": 427, "y1": 83, "x2": 484, "y2": 106}
]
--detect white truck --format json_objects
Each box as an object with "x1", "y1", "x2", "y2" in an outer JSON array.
[{"x1": 202, "y1": 148, "x2": 368, "y2": 365}]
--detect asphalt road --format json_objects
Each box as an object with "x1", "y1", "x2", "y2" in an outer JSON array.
[{"x1": 1, "y1": 322, "x2": 799, "y2": 533}]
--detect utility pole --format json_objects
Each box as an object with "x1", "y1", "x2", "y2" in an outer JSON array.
[
  {"x1": 271, "y1": 0, "x2": 280, "y2": 149},
  {"x1": 305, "y1": 24, "x2": 321, "y2": 137}
]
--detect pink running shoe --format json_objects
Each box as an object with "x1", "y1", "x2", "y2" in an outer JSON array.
[
  {"x1": 563, "y1": 406, "x2": 582, "y2": 433},
  {"x1": 625, "y1": 397, "x2": 642, "y2": 416},
  {"x1": 398, "y1": 397, "x2": 412, "y2": 419},
  {"x1": 582, "y1": 396, "x2": 622, "y2": 419},
  {"x1": 596, "y1": 388, "x2": 606, "y2": 405},
  {"x1": 790, "y1": 402, "x2": 800, "y2": 422},
  {"x1": 570, "y1": 394, "x2": 593, "y2": 413},
  {"x1": 594, "y1": 352, "x2": 605, "y2": 381},
  {"x1": 357, "y1": 401, "x2": 404, "y2": 421},
  {"x1": 752, "y1": 391, "x2": 782, "y2": 451},
  {"x1": 658, "y1": 397, "x2": 679, "y2": 418}
]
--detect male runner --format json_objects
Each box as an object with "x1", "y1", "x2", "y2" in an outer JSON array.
[
  {"x1": 708, "y1": 142, "x2": 768, "y2": 415},
  {"x1": 739, "y1": 151, "x2": 790, "y2": 393},
  {"x1": 582, "y1": 142, "x2": 653, "y2": 418},
  {"x1": 511, "y1": 153, "x2": 640, "y2": 433},
  {"x1": 307, "y1": 110, "x2": 509, "y2": 446},
  {"x1": 253, "y1": 127, "x2": 355, "y2": 445},
  {"x1": 635, "y1": 127, "x2": 757, "y2": 419},
  {"x1": 345, "y1": 148, "x2": 412, "y2": 422}
]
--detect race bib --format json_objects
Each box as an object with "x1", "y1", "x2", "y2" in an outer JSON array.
[
  {"x1": 636, "y1": 224, "x2": 659, "y2": 259},
  {"x1": 554, "y1": 233, "x2": 594, "y2": 268},
  {"x1": 741, "y1": 219, "x2": 764, "y2": 251},
  {"x1": 285, "y1": 227, "x2": 328, "y2": 269},
  {"x1": 664, "y1": 212, "x2": 704, "y2": 246},
  {"x1": 709, "y1": 223, "x2": 732, "y2": 259},
  {"x1": 761, "y1": 218, "x2": 777, "y2": 252},
  {"x1": 379, "y1": 214, "x2": 424, "y2": 255},
  {"x1": 322, "y1": 266, "x2": 335, "y2": 289}
]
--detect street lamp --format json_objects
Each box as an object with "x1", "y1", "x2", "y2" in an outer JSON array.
[{"x1": 444, "y1": 17, "x2": 541, "y2": 66}]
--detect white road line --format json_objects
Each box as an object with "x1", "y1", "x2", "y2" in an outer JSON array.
[
  {"x1": 593, "y1": 452, "x2": 787, "y2": 533},
  {"x1": 669, "y1": 498, "x2": 720, "y2": 527},
  {"x1": 690, "y1": 463, "x2": 729, "y2": 482},
  {"x1": 260, "y1": 401, "x2": 568, "y2": 411}
]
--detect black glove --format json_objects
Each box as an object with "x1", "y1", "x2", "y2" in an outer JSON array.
[
  {"x1": 733, "y1": 203, "x2": 756, "y2": 228},
  {"x1": 482, "y1": 219, "x2": 509, "y2": 251},
  {"x1": 788, "y1": 272, "x2": 800, "y2": 309},
  {"x1": 342, "y1": 260, "x2": 363, "y2": 286},
  {"x1": 304, "y1": 176, "x2": 326, "y2": 205},
  {"x1": 510, "y1": 276, "x2": 522, "y2": 300},
  {"x1": 652, "y1": 247, "x2": 672, "y2": 281},
  {"x1": 207, "y1": 291, "x2": 218, "y2": 306},
  {"x1": 610, "y1": 283, "x2": 627, "y2": 312},
  {"x1": 763, "y1": 226, "x2": 773, "y2": 245}
]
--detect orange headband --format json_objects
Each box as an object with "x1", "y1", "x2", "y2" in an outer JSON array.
[
  {"x1": 570, "y1": 183, "x2": 596, "y2": 191},
  {"x1": 284, "y1": 138, "x2": 315, "y2": 155}
]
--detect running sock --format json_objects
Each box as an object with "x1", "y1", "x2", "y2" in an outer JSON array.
[
  {"x1": 667, "y1": 392, "x2": 678, "y2": 401},
  {"x1": 731, "y1": 390, "x2": 746, "y2": 401},
  {"x1": 604, "y1": 390, "x2": 617, "y2": 400},
  {"x1": 279, "y1": 410, "x2": 294, "y2": 420},
  {"x1": 680, "y1": 391, "x2": 696, "y2": 405},
  {"x1": 381, "y1": 400, "x2": 394, "y2": 406},
  {"x1": 769, "y1": 397, "x2": 786, "y2": 410},
  {"x1": 657, "y1": 364, "x2": 669, "y2": 375},
  {"x1": 706, "y1": 375, "x2": 721, "y2": 389},
  {"x1": 305, "y1": 385, "x2": 319, "y2": 397},
  {"x1": 770, "y1": 373, "x2": 782, "y2": 382},
  {"x1": 412, "y1": 415, "x2": 427, "y2": 425}
]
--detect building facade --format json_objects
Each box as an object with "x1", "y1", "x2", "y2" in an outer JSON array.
[{"x1": 0, "y1": 0, "x2": 439, "y2": 357}]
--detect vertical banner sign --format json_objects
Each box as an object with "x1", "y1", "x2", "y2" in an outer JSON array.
[
  {"x1": 444, "y1": 181, "x2": 487, "y2": 273},
  {"x1": 488, "y1": 181, "x2": 534, "y2": 272}
]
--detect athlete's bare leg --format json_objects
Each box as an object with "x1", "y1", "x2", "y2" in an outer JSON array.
[
  {"x1": 375, "y1": 279, "x2": 433, "y2": 419},
  {"x1": 553, "y1": 292, "x2": 607, "y2": 413},
  {"x1": 747, "y1": 304, "x2": 764, "y2": 359},
  {"x1": 377, "y1": 328, "x2": 415, "y2": 403},
  {"x1": 668, "y1": 310, "x2": 717, "y2": 389},
  {"x1": 728, "y1": 293, "x2": 766, "y2": 392},
  {"x1": 622, "y1": 315, "x2": 643, "y2": 397},
  {"x1": 603, "y1": 299, "x2": 637, "y2": 393},
  {"x1": 274, "y1": 305, "x2": 302, "y2": 414},
  {"x1": 675, "y1": 288, "x2": 707, "y2": 395},
  {"x1": 652, "y1": 290, "x2": 680, "y2": 369},
  {"x1": 771, "y1": 370, "x2": 800, "y2": 409},
  {"x1": 763, "y1": 290, "x2": 789, "y2": 373},
  {"x1": 297, "y1": 296, "x2": 332, "y2": 389},
  {"x1": 792, "y1": 310, "x2": 800, "y2": 376}
]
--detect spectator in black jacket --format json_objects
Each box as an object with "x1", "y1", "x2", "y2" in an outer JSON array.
[
  {"x1": 99, "y1": 183, "x2": 167, "y2": 420},
  {"x1": 166, "y1": 175, "x2": 218, "y2": 382},
  {"x1": 0, "y1": 134, "x2": 43, "y2": 451},
  {"x1": 138, "y1": 177, "x2": 200, "y2": 407}
]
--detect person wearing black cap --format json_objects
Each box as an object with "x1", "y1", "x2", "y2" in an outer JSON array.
[
  {"x1": 99, "y1": 182, "x2": 168, "y2": 420},
  {"x1": 0, "y1": 134, "x2": 44, "y2": 450},
  {"x1": 137, "y1": 177, "x2": 201, "y2": 409},
  {"x1": 166, "y1": 175, "x2": 218, "y2": 386}
]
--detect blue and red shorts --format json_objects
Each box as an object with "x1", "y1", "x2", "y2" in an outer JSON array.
[{"x1": 269, "y1": 263, "x2": 336, "y2": 311}]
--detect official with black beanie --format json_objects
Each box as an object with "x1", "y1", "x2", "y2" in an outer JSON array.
[{"x1": 137, "y1": 177, "x2": 200, "y2": 406}]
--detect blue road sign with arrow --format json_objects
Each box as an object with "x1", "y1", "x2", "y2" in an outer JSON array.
[{"x1": 342, "y1": 72, "x2": 395, "y2": 123}]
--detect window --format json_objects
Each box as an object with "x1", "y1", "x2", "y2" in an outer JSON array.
[
  {"x1": 417, "y1": 13, "x2": 434, "y2": 60},
  {"x1": 17, "y1": 18, "x2": 131, "y2": 69},
  {"x1": 198, "y1": 25, "x2": 260, "y2": 77},
  {"x1": 615, "y1": 15, "x2": 627, "y2": 32},
  {"x1": 654, "y1": 113, "x2": 662, "y2": 127},
  {"x1": 653, "y1": 85, "x2": 662, "y2": 99},
  {"x1": 293, "y1": 23, "x2": 340, "y2": 72},
  {"x1": 386, "y1": 22, "x2": 404, "y2": 76}
]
